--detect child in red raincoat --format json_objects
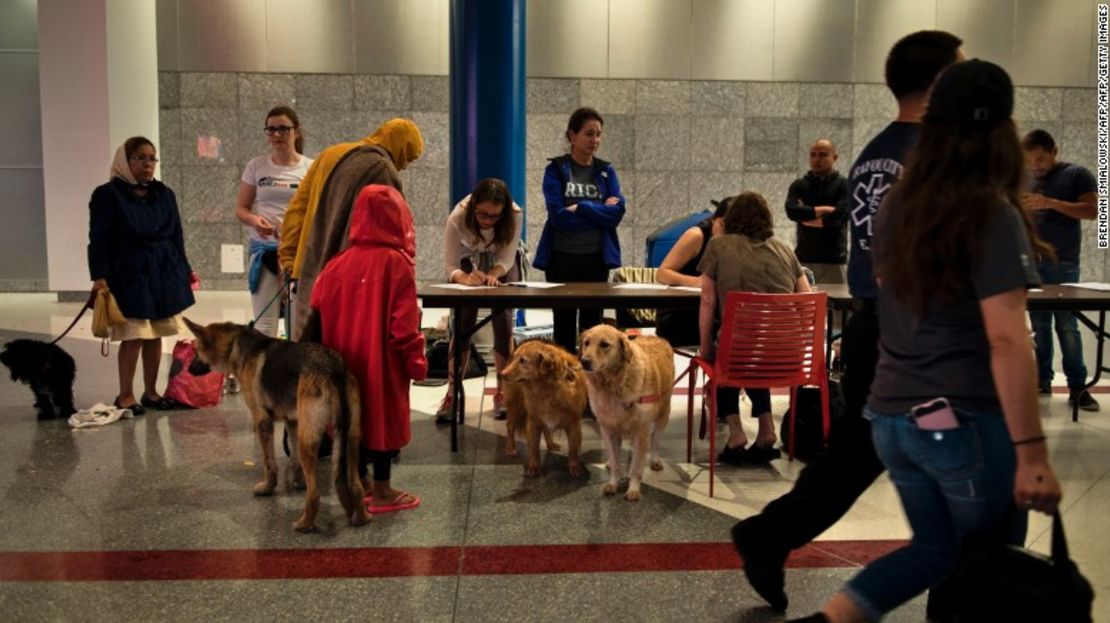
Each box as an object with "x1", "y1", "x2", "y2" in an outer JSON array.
[{"x1": 310, "y1": 184, "x2": 428, "y2": 514}]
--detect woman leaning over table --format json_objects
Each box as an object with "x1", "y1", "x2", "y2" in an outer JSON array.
[
  {"x1": 533, "y1": 107, "x2": 626, "y2": 355},
  {"x1": 235, "y1": 105, "x2": 312, "y2": 339},
  {"x1": 435, "y1": 178, "x2": 523, "y2": 423},
  {"x1": 88, "y1": 136, "x2": 195, "y2": 415}
]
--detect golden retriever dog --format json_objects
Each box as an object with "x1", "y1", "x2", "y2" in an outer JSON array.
[
  {"x1": 579, "y1": 326, "x2": 674, "y2": 501},
  {"x1": 184, "y1": 318, "x2": 369, "y2": 532},
  {"x1": 499, "y1": 340, "x2": 587, "y2": 477}
]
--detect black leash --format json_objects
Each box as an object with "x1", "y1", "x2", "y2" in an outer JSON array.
[
  {"x1": 51, "y1": 297, "x2": 94, "y2": 346},
  {"x1": 248, "y1": 277, "x2": 292, "y2": 330}
]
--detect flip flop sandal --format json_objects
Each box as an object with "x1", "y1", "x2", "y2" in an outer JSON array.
[{"x1": 365, "y1": 491, "x2": 421, "y2": 514}]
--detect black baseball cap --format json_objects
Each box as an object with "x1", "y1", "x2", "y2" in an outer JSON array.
[{"x1": 924, "y1": 59, "x2": 1014, "y2": 124}]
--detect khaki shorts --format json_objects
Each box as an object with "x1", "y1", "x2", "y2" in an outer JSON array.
[{"x1": 110, "y1": 315, "x2": 186, "y2": 341}]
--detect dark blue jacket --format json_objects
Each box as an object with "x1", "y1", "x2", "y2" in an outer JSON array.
[
  {"x1": 533, "y1": 155, "x2": 625, "y2": 270},
  {"x1": 88, "y1": 178, "x2": 195, "y2": 320}
]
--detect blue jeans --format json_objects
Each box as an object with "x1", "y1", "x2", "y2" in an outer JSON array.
[
  {"x1": 1031, "y1": 261, "x2": 1087, "y2": 390},
  {"x1": 844, "y1": 408, "x2": 1026, "y2": 620}
]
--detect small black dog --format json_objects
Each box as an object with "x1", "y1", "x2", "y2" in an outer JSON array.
[{"x1": 0, "y1": 339, "x2": 77, "y2": 420}]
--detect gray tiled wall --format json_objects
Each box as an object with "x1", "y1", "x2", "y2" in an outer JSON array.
[{"x1": 158, "y1": 72, "x2": 1104, "y2": 289}]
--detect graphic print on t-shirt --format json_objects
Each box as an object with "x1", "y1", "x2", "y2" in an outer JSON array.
[
  {"x1": 850, "y1": 159, "x2": 902, "y2": 251},
  {"x1": 258, "y1": 176, "x2": 300, "y2": 190}
]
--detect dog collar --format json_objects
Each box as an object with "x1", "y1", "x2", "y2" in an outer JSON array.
[{"x1": 637, "y1": 394, "x2": 658, "y2": 404}]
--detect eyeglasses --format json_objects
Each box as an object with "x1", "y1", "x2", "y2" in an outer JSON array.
[
  {"x1": 264, "y1": 125, "x2": 294, "y2": 136},
  {"x1": 129, "y1": 155, "x2": 159, "y2": 164},
  {"x1": 475, "y1": 210, "x2": 503, "y2": 222}
]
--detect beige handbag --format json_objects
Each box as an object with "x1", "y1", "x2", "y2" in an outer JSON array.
[{"x1": 91, "y1": 289, "x2": 126, "y2": 338}]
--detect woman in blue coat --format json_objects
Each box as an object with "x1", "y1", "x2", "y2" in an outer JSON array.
[
  {"x1": 88, "y1": 137, "x2": 195, "y2": 415},
  {"x1": 534, "y1": 107, "x2": 626, "y2": 354}
]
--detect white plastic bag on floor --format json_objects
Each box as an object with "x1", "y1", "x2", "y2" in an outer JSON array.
[{"x1": 68, "y1": 402, "x2": 134, "y2": 429}]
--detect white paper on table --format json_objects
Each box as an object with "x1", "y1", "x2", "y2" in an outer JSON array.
[
  {"x1": 505, "y1": 281, "x2": 563, "y2": 289},
  {"x1": 1061, "y1": 282, "x2": 1110, "y2": 292},
  {"x1": 613, "y1": 283, "x2": 670, "y2": 290},
  {"x1": 669, "y1": 285, "x2": 701, "y2": 292},
  {"x1": 430, "y1": 283, "x2": 497, "y2": 290}
]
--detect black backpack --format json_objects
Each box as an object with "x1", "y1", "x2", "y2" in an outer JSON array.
[{"x1": 778, "y1": 379, "x2": 843, "y2": 460}]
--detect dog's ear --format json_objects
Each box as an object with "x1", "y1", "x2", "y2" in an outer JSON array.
[
  {"x1": 538, "y1": 350, "x2": 555, "y2": 375},
  {"x1": 620, "y1": 334, "x2": 632, "y2": 363},
  {"x1": 183, "y1": 317, "x2": 206, "y2": 339}
]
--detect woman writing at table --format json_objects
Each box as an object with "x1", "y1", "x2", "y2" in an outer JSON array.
[
  {"x1": 533, "y1": 107, "x2": 626, "y2": 355},
  {"x1": 435, "y1": 178, "x2": 523, "y2": 423}
]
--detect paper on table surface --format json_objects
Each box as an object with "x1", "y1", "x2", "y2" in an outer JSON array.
[
  {"x1": 669, "y1": 285, "x2": 701, "y2": 292},
  {"x1": 1061, "y1": 282, "x2": 1110, "y2": 292},
  {"x1": 505, "y1": 281, "x2": 563, "y2": 289},
  {"x1": 613, "y1": 283, "x2": 670, "y2": 290},
  {"x1": 429, "y1": 283, "x2": 497, "y2": 290}
]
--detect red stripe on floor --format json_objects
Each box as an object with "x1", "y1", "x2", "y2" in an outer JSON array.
[{"x1": 0, "y1": 540, "x2": 905, "y2": 582}]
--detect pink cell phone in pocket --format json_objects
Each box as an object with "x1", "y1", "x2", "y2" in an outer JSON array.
[{"x1": 912, "y1": 397, "x2": 960, "y2": 431}]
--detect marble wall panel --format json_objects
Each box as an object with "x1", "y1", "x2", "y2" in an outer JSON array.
[
  {"x1": 526, "y1": 113, "x2": 569, "y2": 172},
  {"x1": 691, "y1": 81, "x2": 745, "y2": 116},
  {"x1": 180, "y1": 108, "x2": 242, "y2": 166},
  {"x1": 407, "y1": 167, "x2": 452, "y2": 226},
  {"x1": 634, "y1": 115, "x2": 691, "y2": 172},
  {"x1": 294, "y1": 74, "x2": 354, "y2": 111},
  {"x1": 412, "y1": 112, "x2": 450, "y2": 170},
  {"x1": 158, "y1": 108, "x2": 183, "y2": 167},
  {"x1": 635, "y1": 81, "x2": 691, "y2": 115},
  {"x1": 690, "y1": 116, "x2": 744, "y2": 172},
  {"x1": 238, "y1": 73, "x2": 296, "y2": 110},
  {"x1": 1062, "y1": 88, "x2": 1096, "y2": 122},
  {"x1": 414, "y1": 225, "x2": 444, "y2": 283},
  {"x1": 744, "y1": 118, "x2": 799, "y2": 172},
  {"x1": 598, "y1": 114, "x2": 634, "y2": 171},
  {"x1": 1014, "y1": 87, "x2": 1064, "y2": 122},
  {"x1": 296, "y1": 110, "x2": 364, "y2": 158},
  {"x1": 236, "y1": 109, "x2": 271, "y2": 167},
  {"x1": 527, "y1": 79, "x2": 581, "y2": 114},
  {"x1": 634, "y1": 172, "x2": 691, "y2": 227},
  {"x1": 159, "y1": 72, "x2": 180, "y2": 109},
  {"x1": 580, "y1": 79, "x2": 636, "y2": 115},
  {"x1": 744, "y1": 172, "x2": 798, "y2": 214},
  {"x1": 687, "y1": 172, "x2": 744, "y2": 210},
  {"x1": 180, "y1": 73, "x2": 238, "y2": 109},
  {"x1": 800, "y1": 83, "x2": 854, "y2": 120},
  {"x1": 412, "y1": 76, "x2": 449, "y2": 112},
  {"x1": 355, "y1": 75, "x2": 411, "y2": 111},
  {"x1": 852, "y1": 83, "x2": 897, "y2": 120},
  {"x1": 747, "y1": 83, "x2": 799, "y2": 118},
  {"x1": 184, "y1": 222, "x2": 243, "y2": 282},
  {"x1": 851, "y1": 117, "x2": 892, "y2": 164},
  {"x1": 179, "y1": 166, "x2": 241, "y2": 223},
  {"x1": 1063, "y1": 122, "x2": 1097, "y2": 175}
]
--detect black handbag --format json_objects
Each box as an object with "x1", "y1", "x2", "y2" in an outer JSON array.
[{"x1": 947, "y1": 511, "x2": 1092, "y2": 622}]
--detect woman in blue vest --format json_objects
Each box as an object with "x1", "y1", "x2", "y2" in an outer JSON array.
[{"x1": 533, "y1": 107, "x2": 626, "y2": 354}]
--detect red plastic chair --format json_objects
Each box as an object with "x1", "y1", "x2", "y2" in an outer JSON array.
[{"x1": 684, "y1": 291, "x2": 829, "y2": 497}]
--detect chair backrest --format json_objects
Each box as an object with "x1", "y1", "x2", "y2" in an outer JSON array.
[{"x1": 715, "y1": 291, "x2": 827, "y2": 388}]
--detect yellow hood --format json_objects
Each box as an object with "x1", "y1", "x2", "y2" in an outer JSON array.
[{"x1": 367, "y1": 118, "x2": 424, "y2": 171}]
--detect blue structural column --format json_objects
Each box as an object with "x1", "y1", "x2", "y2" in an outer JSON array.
[{"x1": 449, "y1": 0, "x2": 526, "y2": 227}]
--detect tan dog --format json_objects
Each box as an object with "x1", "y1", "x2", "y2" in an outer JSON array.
[
  {"x1": 184, "y1": 318, "x2": 369, "y2": 532},
  {"x1": 579, "y1": 326, "x2": 674, "y2": 501},
  {"x1": 500, "y1": 340, "x2": 587, "y2": 476}
]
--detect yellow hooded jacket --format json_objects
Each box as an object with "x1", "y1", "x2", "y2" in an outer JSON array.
[{"x1": 278, "y1": 118, "x2": 424, "y2": 278}]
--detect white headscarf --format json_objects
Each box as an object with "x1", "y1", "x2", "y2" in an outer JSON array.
[{"x1": 109, "y1": 143, "x2": 139, "y2": 185}]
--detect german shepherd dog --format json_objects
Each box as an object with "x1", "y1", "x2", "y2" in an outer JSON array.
[{"x1": 184, "y1": 318, "x2": 368, "y2": 532}]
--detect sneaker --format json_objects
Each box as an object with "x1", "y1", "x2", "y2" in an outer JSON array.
[
  {"x1": 1069, "y1": 389, "x2": 1100, "y2": 412},
  {"x1": 1038, "y1": 382, "x2": 1053, "y2": 395},
  {"x1": 435, "y1": 392, "x2": 454, "y2": 423},
  {"x1": 224, "y1": 375, "x2": 241, "y2": 395},
  {"x1": 493, "y1": 392, "x2": 507, "y2": 421}
]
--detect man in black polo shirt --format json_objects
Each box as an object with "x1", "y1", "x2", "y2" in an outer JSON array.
[
  {"x1": 1022, "y1": 129, "x2": 1099, "y2": 411},
  {"x1": 785, "y1": 139, "x2": 850, "y2": 284},
  {"x1": 730, "y1": 30, "x2": 964, "y2": 613}
]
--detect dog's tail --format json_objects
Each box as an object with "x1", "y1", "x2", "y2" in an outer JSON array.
[{"x1": 333, "y1": 370, "x2": 369, "y2": 526}]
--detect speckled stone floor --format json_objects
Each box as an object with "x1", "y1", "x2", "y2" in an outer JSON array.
[{"x1": 0, "y1": 293, "x2": 1107, "y2": 621}]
